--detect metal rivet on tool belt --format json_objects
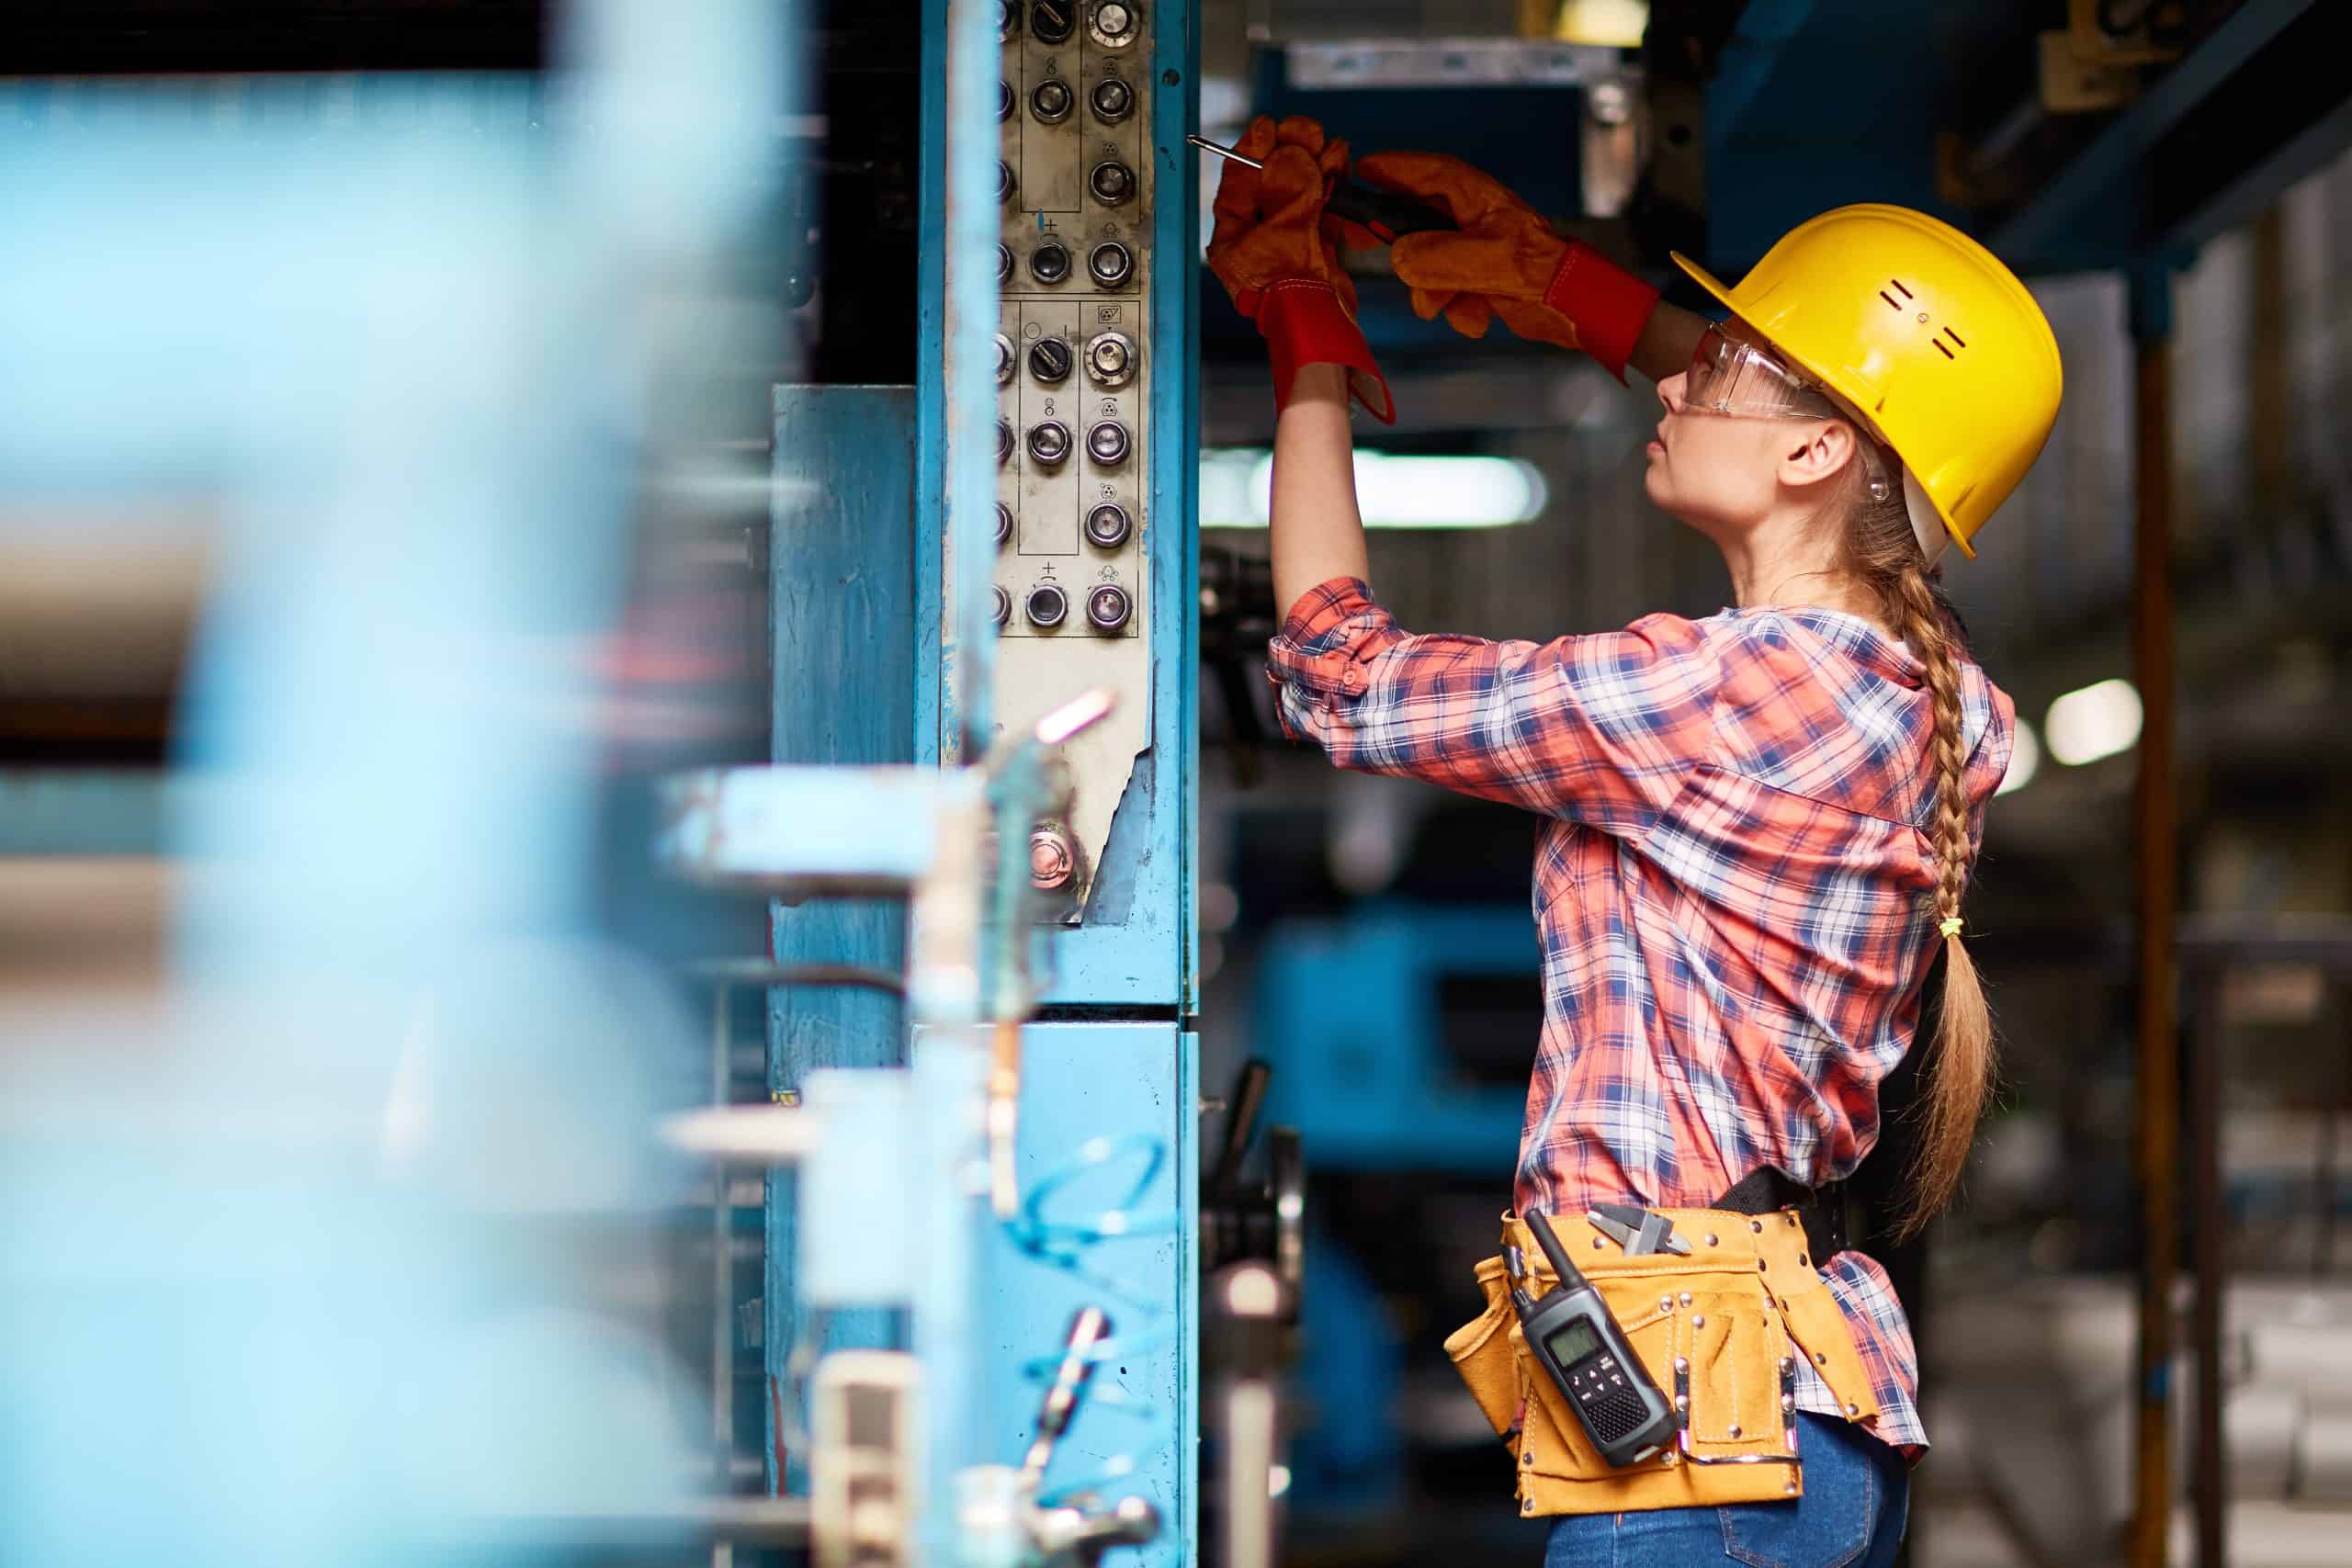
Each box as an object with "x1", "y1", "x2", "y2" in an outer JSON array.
[
  {"x1": 1799, "y1": 1255, "x2": 1809, "y2": 1267},
  {"x1": 1784, "y1": 1480, "x2": 1800, "y2": 1495},
  {"x1": 1691, "y1": 1315, "x2": 1705, "y2": 1329},
  {"x1": 1592, "y1": 1237, "x2": 1604, "y2": 1249},
  {"x1": 1782, "y1": 1393, "x2": 1796, "y2": 1412},
  {"x1": 1788, "y1": 1213, "x2": 1799, "y2": 1225},
  {"x1": 1679, "y1": 1292, "x2": 1693, "y2": 1307},
  {"x1": 1750, "y1": 1220, "x2": 1763, "y2": 1233},
  {"x1": 1780, "y1": 1358, "x2": 1794, "y2": 1374},
  {"x1": 1815, "y1": 1351, "x2": 1828, "y2": 1365},
  {"x1": 1758, "y1": 1259, "x2": 1768, "y2": 1272},
  {"x1": 1674, "y1": 1357, "x2": 1690, "y2": 1373},
  {"x1": 1727, "y1": 1424, "x2": 1742, "y2": 1439},
  {"x1": 1523, "y1": 1450, "x2": 1535, "y2": 1468},
  {"x1": 1846, "y1": 1402, "x2": 1860, "y2": 1416},
  {"x1": 1522, "y1": 1498, "x2": 1535, "y2": 1514},
  {"x1": 1705, "y1": 1234, "x2": 1718, "y2": 1247}
]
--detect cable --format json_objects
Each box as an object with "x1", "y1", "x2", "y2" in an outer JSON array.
[{"x1": 998, "y1": 1131, "x2": 1183, "y2": 1505}]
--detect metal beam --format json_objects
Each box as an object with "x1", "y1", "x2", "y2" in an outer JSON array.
[
  {"x1": 1991, "y1": 0, "x2": 2322, "y2": 259},
  {"x1": 2157, "y1": 91, "x2": 2352, "y2": 254}
]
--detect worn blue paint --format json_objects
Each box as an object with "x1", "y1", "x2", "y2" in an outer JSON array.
[
  {"x1": 0, "y1": 771, "x2": 170, "y2": 855},
  {"x1": 765, "y1": 385, "x2": 918, "y2": 1491},
  {"x1": 1991, "y1": 0, "x2": 2323, "y2": 262},
  {"x1": 985, "y1": 1020, "x2": 1190, "y2": 1565},
  {"x1": 1255, "y1": 903, "x2": 1533, "y2": 1171},
  {"x1": 915, "y1": 5, "x2": 950, "y2": 766}
]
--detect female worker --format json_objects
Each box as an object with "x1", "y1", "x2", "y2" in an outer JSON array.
[{"x1": 1206, "y1": 116, "x2": 2062, "y2": 1566}]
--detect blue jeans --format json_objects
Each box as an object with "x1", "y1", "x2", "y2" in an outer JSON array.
[{"x1": 1542, "y1": 1415, "x2": 1908, "y2": 1568}]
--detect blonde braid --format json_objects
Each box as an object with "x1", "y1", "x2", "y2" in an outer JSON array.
[{"x1": 1832, "y1": 446, "x2": 1997, "y2": 1237}]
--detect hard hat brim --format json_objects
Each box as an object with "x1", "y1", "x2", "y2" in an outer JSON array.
[{"x1": 1668, "y1": 251, "x2": 1976, "y2": 561}]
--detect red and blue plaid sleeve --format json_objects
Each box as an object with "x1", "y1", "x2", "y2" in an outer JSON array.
[{"x1": 1265, "y1": 577, "x2": 1723, "y2": 830}]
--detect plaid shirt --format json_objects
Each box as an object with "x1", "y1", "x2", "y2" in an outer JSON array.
[{"x1": 1266, "y1": 577, "x2": 2015, "y2": 1455}]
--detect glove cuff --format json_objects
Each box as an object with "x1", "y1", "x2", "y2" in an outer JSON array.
[
  {"x1": 1255, "y1": 279, "x2": 1396, "y2": 425},
  {"x1": 1539, "y1": 241, "x2": 1662, "y2": 384}
]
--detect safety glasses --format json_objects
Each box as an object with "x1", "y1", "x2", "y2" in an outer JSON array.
[{"x1": 1684, "y1": 326, "x2": 1894, "y2": 502}]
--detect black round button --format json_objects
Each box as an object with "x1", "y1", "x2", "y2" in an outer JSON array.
[
  {"x1": 997, "y1": 1, "x2": 1019, "y2": 40},
  {"x1": 1025, "y1": 582, "x2": 1069, "y2": 627},
  {"x1": 1086, "y1": 420, "x2": 1131, "y2": 465},
  {"x1": 1088, "y1": 242, "x2": 1134, "y2": 288},
  {"x1": 1090, "y1": 76, "x2": 1135, "y2": 123},
  {"x1": 998, "y1": 160, "x2": 1016, "y2": 204},
  {"x1": 995, "y1": 502, "x2": 1013, "y2": 545},
  {"x1": 1031, "y1": 0, "x2": 1075, "y2": 44},
  {"x1": 1028, "y1": 243, "x2": 1071, "y2": 285},
  {"x1": 998, "y1": 80, "x2": 1015, "y2": 122},
  {"x1": 997, "y1": 243, "x2": 1014, "y2": 284},
  {"x1": 1025, "y1": 420, "x2": 1072, "y2": 466},
  {"x1": 997, "y1": 419, "x2": 1013, "y2": 465},
  {"x1": 1085, "y1": 502, "x2": 1132, "y2": 548},
  {"x1": 1027, "y1": 336, "x2": 1073, "y2": 384},
  {"x1": 1086, "y1": 583, "x2": 1132, "y2": 632},
  {"x1": 1088, "y1": 160, "x2": 1136, "y2": 206},
  {"x1": 991, "y1": 584, "x2": 1012, "y2": 626},
  {"x1": 1030, "y1": 77, "x2": 1073, "y2": 124}
]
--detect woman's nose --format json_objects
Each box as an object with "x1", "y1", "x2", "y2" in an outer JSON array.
[{"x1": 1657, "y1": 372, "x2": 1687, "y2": 413}]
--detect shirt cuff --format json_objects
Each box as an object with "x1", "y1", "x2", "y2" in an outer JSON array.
[{"x1": 1262, "y1": 576, "x2": 1404, "y2": 736}]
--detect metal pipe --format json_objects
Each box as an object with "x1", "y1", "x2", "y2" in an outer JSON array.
[
  {"x1": 711, "y1": 983, "x2": 736, "y2": 1568},
  {"x1": 2190, "y1": 973, "x2": 2226, "y2": 1568},
  {"x1": 2128, "y1": 265, "x2": 2181, "y2": 1568}
]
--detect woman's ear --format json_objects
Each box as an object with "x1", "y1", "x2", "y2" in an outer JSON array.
[{"x1": 1779, "y1": 421, "x2": 1856, "y2": 493}]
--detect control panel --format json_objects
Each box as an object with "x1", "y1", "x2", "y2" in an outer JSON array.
[{"x1": 990, "y1": 0, "x2": 1155, "y2": 920}]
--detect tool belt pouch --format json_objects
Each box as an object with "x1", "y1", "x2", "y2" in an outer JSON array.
[{"x1": 1443, "y1": 1208, "x2": 1882, "y2": 1517}]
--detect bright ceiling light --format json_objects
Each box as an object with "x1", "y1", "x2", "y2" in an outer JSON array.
[
  {"x1": 2044, "y1": 678, "x2": 2143, "y2": 767},
  {"x1": 1996, "y1": 717, "x2": 2040, "y2": 795},
  {"x1": 1198, "y1": 447, "x2": 1547, "y2": 530}
]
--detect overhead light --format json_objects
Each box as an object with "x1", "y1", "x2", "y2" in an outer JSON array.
[
  {"x1": 2044, "y1": 678, "x2": 2143, "y2": 766},
  {"x1": 1996, "y1": 717, "x2": 2040, "y2": 795},
  {"x1": 1198, "y1": 447, "x2": 1547, "y2": 530}
]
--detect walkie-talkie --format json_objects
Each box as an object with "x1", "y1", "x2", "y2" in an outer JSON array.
[{"x1": 1511, "y1": 1210, "x2": 1680, "y2": 1467}]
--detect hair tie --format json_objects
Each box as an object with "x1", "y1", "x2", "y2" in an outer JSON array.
[{"x1": 1938, "y1": 916, "x2": 1963, "y2": 940}]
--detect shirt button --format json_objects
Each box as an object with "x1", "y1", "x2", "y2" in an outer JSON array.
[{"x1": 1340, "y1": 667, "x2": 1363, "y2": 693}]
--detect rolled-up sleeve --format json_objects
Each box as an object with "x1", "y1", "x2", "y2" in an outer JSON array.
[{"x1": 1265, "y1": 576, "x2": 1721, "y2": 829}]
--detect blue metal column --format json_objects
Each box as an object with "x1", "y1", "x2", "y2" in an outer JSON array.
[{"x1": 767, "y1": 385, "x2": 920, "y2": 1492}]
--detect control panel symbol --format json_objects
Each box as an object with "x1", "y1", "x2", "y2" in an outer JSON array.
[
  {"x1": 1029, "y1": 77, "x2": 1075, "y2": 124},
  {"x1": 1083, "y1": 331, "x2": 1136, "y2": 388},
  {"x1": 1025, "y1": 582, "x2": 1070, "y2": 628},
  {"x1": 1025, "y1": 421, "x2": 1073, "y2": 467},
  {"x1": 1027, "y1": 336, "x2": 1074, "y2": 385},
  {"x1": 1088, "y1": 241, "x2": 1135, "y2": 289},
  {"x1": 1084, "y1": 502, "x2": 1133, "y2": 549},
  {"x1": 1085, "y1": 582, "x2": 1133, "y2": 633},
  {"x1": 1087, "y1": 159, "x2": 1136, "y2": 206},
  {"x1": 1029, "y1": 243, "x2": 1073, "y2": 286}
]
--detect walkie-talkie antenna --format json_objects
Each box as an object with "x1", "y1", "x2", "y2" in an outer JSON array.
[{"x1": 1524, "y1": 1210, "x2": 1589, "y2": 1291}]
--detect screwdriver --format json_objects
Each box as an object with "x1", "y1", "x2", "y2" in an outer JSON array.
[{"x1": 1188, "y1": 133, "x2": 1455, "y2": 244}]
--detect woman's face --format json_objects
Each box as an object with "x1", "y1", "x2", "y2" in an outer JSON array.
[
  {"x1": 1644, "y1": 319, "x2": 1838, "y2": 542},
  {"x1": 1643, "y1": 367, "x2": 1786, "y2": 537}
]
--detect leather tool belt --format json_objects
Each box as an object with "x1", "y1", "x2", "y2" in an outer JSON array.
[{"x1": 1444, "y1": 1207, "x2": 1880, "y2": 1517}]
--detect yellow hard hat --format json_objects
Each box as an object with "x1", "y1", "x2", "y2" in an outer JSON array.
[{"x1": 1671, "y1": 205, "x2": 2063, "y2": 562}]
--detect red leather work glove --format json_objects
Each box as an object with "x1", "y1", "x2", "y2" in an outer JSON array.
[
  {"x1": 1351, "y1": 152, "x2": 1662, "y2": 382},
  {"x1": 1206, "y1": 115, "x2": 1395, "y2": 423}
]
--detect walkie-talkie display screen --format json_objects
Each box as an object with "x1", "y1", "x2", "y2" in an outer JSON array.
[{"x1": 1544, "y1": 1317, "x2": 1601, "y2": 1366}]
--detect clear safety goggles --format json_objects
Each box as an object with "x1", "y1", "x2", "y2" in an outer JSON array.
[{"x1": 1684, "y1": 326, "x2": 1894, "y2": 503}]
